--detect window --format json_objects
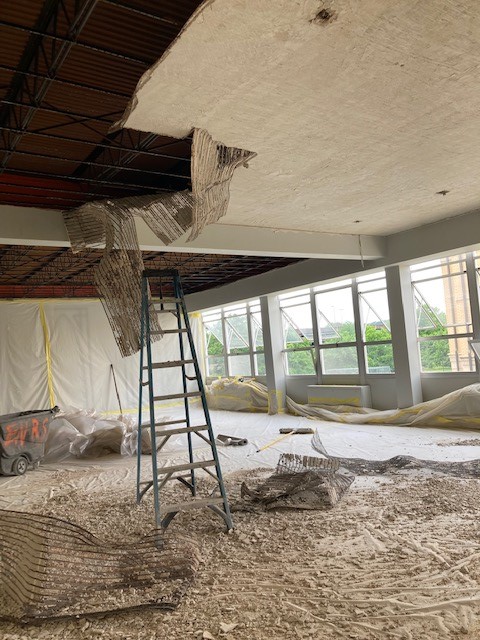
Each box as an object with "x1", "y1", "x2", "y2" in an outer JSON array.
[
  {"x1": 202, "y1": 300, "x2": 264, "y2": 377},
  {"x1": 280, "y1": 291, "x2": 316, "y2": 375},
  {"x1": 411, "y1": 255, "x2": 475, "y2": 372},
  {"x1": 315, "y1": 281, "x2": 359, "y2": 374},
  {"x1": 203, "y1": 310, "x2": 226, "y2": 377},
  {"x1": 358, "y1": 272, "x2": 394, "y2": 374}
]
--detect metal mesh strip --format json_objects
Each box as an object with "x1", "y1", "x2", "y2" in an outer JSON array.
[
  {"x1": 0, "y1": 509, "x2": 200, "y2": 622},
  {"x1": 189, "y1": 128, "x2": 256, "y2": 240},
  {"x1": 62, "y1": 130, "x2": 254, "y2": 356}
]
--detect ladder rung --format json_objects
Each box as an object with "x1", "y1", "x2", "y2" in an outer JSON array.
[
  {"x1": 140, "y1": 419, "x2": 186, "y2": 429},
  {"x1": 155, "y1": 425, "x2": 208, "y2": 437},
  {"x1": 153, "y1": 298, "x2": 182, "y2": 304},
  {"x1": 153, "y1": 391, "x2": 202, "y2": 402},
  {"x1": 145, "y1": 359, "x2": 194, "y2": 370},
  {"x1": 150, "y1": 329, "x2": 187, "y2": 335},
  {"x1": 145, "y1": 459, "x2": 216, "y2": 478},
  {"x1": 160, "y1": 497, "x2": 225, "y2": 515},
  {"x1": 155, "y1": 309, "x2": 178, "y2": 314}
]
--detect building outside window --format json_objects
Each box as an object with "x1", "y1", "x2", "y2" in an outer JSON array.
[
  {"x1": 357, "y1": 272, "x2": 394, "y2": 373},
  {"x1": 411, "y1": 254, "x2": 475, "y2": 372},
  {"x1": 314, "y1": 279, "x2": 359, "y2": 374},
  {"x1": 202, "y1": 300, "x2": 265, "y2": 377},
  {"x1": 279, "y1": 290, "x2": 316, "y2": 375}
]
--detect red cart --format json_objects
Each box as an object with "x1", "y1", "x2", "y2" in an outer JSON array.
[{"x1": 0, "y1": 407, "x2": 59, "y2": 475}]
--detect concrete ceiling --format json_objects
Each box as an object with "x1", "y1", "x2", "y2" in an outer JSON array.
[{"x1": 122, "y1": 0, "x2": 480, "y2": 237}]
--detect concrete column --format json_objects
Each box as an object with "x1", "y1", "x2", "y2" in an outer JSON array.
[
  {"x1": 385, "y1": 265, "x2": 423, "y2": 408},
  {"x1": 260, "y1": 295, "x2": 287, "y2": 414}
]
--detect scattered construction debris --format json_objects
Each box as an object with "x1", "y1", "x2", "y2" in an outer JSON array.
[
  {"x1": 0, "y1": 508, "x2": 200, "y2": 623},
  {"x1": 251, "y1": 427, "x2": 315, "y2": 455},
  {"x1": 241, "y1": 453, "x2": 354, "y2": 511},
  {"x1": 216, "y1": 434, "x2": 248, "y2": 446},
  {"x1": 311, "y1": 429, "x2": 480, "y2": 478}
]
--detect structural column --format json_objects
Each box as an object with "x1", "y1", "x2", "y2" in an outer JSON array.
[
  {"x1": 260, "y1": 295, "x2": 287, "y2": 414},
  {"x1": 385, "y1": 265, "x2": 423, "y2": 408}
]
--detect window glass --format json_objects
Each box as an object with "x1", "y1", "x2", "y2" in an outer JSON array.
[
  {"x1": 225, "y1": 313, "x2": 249, "y2": 353},
  {"x1": 228, "y1": 354, "x2": 252, "y2": 377},
  {"x1": 321, "y1": 347, "x2": 359, "y2": 375},
  {"x1": 359, "y1": 288, "x2": 392, "y2": 341},
  {"x1": 413, "y1": 273, "x2": 472, "y2": 337},
  {"x1": 365, "y1": 343, "x2": 395, "y2": 373},
  {"x1": 412, "y1": 254, "x2": 474, "y2": 373},
  {"x1": 282, "y1": 304, "x2": 313, "y2": 349},
  {"x1": 419, "y1": 337, "x2": 475, "y2": 372},
  {"x1": 254, "y1": 352, "x2": 266, "y2": 376},
  {"x1": 316, "y1": 287, "x2": 356, "y2": 344},
  {"x1": 206, "y1": 356, "x2": 225, "y2": 377},
  {"x1": 285, "y1": 349, "x2": 316, "y2": 375}
]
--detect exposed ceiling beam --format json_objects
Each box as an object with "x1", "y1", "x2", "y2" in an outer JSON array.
[{"x1": 0, "y1": 205, "x2": 386, "y2": 259}]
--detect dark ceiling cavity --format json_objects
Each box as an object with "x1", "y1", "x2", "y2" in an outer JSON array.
[
  {"x1": 0, "y1": 0, "x2": 204, "y2": 210},
  {"x1": 0, "y1": 245, "x2": 303, "y2": 298}
]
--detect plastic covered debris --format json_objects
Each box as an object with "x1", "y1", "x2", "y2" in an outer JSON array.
[{"x1": 44, "y1": 409, "x2": 140, "y2": 461}]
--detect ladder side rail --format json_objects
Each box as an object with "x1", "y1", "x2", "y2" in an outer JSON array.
[
  {"x1": 178, "y1": 279, "x2": 234, "y2": 531},
  {"x1": 136, "y1": 282, "x2": 146, "y2": 503},
  {"x1": 173, "y1": 274, "x2": 196, "y2": 497},
  {"x1": 144, "y1": 277, "x2": 162, "y2": 528}
]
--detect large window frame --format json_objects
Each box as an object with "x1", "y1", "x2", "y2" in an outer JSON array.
[
  {"x1": 280, "y1": 273, "x2": 395, "y2": 377},
  {"x1": 411, "y1": 253, "x2": 478, "y2": 375},
  {"x1": 356, "y1": 272, "x2": 395, "y2": 375},
  {"x1": 280, "y1": 290, "x2": 316, "y2": 376},
  {"x1": 202, "y1": 300, "x2": 265, "y2": 378}
]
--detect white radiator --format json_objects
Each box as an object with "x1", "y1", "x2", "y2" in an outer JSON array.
[{"x1": 307, "y1": 385, "x2": 372, "y2": 408}]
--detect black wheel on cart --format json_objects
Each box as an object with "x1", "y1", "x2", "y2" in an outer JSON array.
[{"x1": 12, "y1": 456, "x2": 28, "y2": 476}]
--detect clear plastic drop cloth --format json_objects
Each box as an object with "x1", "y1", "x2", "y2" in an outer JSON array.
[{"x1": 206, "y1": 378, "x2": 480, "y2": 430}]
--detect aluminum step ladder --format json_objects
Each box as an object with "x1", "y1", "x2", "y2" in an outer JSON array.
[{"x1": 136, "y1": 269, "x2": 233, "y2": 533}]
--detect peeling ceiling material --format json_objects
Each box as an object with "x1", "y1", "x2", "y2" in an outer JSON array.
[
  {"x1": 65, "y1": 190, "x2": 194, "y2": 248},
  {"x1": 190, "y1": 128, "x2": 256, "y2": 239},
  {"x1": 63, "y1": 126, "x2": 254, "y2": 355},
  {"x1": 123, "y1": 0, "x2": 480, "y2": 236}
]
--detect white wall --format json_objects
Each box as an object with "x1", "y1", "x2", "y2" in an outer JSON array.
[
  {"x1": 0, "y1": 299, "x2": 201, "y2": 415},
  {"x1": 421, "y1": 375, "x2": 480, "y2": 402}
]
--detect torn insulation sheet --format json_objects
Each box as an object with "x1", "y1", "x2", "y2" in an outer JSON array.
[{"x1": 63, "y1": 131, "x2": 254, "y2": 356}]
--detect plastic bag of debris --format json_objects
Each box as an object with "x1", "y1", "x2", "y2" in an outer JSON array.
[
  {"x1": 45, "y1": 409, "x2": 141, "y2": 460},
  {"x1": 240, "y1": 453, "x2": 354, "y2": 511}
]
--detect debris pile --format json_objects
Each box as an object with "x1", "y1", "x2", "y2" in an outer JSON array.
[{"x1": 240, "y1": 453, "x2": 354, "y2": 511}]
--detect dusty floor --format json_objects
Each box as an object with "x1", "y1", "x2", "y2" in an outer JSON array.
[
  {"x1": 3, "y1": 411, "x2": 480, "y2": 639},
  {"x1": 2, "y1": 460, "x2": 480, "y2": 640}
]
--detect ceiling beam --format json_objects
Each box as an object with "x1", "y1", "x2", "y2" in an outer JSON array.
[{"x1": 0, "y1": 204, "x2": 386, "y2": 259}]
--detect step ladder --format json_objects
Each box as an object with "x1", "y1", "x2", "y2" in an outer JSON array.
[{"x1": 136, "y1": 269, "x2": 233, "y2": 533}]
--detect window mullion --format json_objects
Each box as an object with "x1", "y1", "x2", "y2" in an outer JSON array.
[
  {"x1": 352, "y1": 278, "x2": 367, "y2": 381},
  {"x1": 310, "y1": 289, "x2": 322, "y2": 383},
  {"x1": 246, "y1": 307, "x2": 255, "y2": 376},
  {"x1": 221, "y1": 309, "x2": 229, "y2": 376},
  {"x1": 466, "y1": 253, "x2": 480, "y2": 340}
]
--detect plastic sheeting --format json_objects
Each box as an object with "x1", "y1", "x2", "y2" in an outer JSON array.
[
  {"x1": 0, "y1": 299, "x2": 203, "y2": 415},
  {"x1": 206, "y1": 378, "x2": 480, "y2": 430}
]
